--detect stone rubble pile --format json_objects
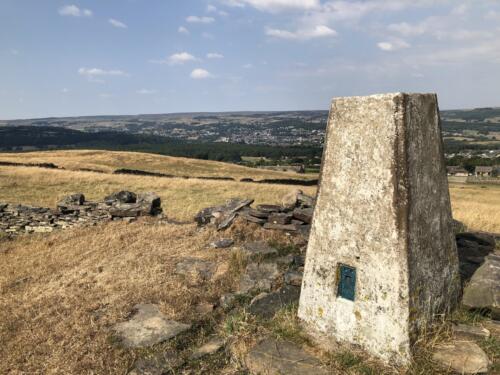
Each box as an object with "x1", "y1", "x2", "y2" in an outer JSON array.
[
  {"x1": 194, "y1": 189, "x2": 315, "y2": 234},
  {"x1": 0, "y1": 190, "x2": 162, "y2": 236}
]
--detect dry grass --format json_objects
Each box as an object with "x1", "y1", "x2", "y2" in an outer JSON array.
[
  {"x1": 0, "y1": 166, "x2": 316, "y2": 222},
  {"x1": 0, "y1": 149, "x2": 316, "y2": 180},
  {"x1": 0, "y1": 151, "x2": 499, "y2": 374},
  {"x1": 0, "y1": 164, "x2": 498, "y2": 232},
  {"x1": 449, "y1": 182, "x2": 500, "y2": 233}
]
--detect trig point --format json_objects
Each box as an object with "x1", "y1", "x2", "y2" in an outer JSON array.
[{"x1": 298, "y1": 93, "x2": 461, "y2": 364}]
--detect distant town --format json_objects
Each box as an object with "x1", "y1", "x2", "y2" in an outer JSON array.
[{"x1": 1, "y1": 108, "x2": 499, "y2": 175}]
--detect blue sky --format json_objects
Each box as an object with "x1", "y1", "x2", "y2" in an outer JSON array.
[{"x1": 1, "y1": 0, "x2": 500, "y2": 119}]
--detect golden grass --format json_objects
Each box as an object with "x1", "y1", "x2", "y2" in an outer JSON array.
[
  {"x1": 0, "y1": 219, "x2": 297, "y2": 374},
  {"x1": 0, "y1": 166, "x2": 316, "y2": 222},
  {"x1": 0, "y1": 151, "x2": 498, "y2": 374},
  {"x1": 0, "y1": 164, "x2": 498, "y2": 232},
  {"x1": 449, "y1": 183, "x2": 500, "y2": 233},
  {"x1": 0, "y1": 149, "x2": 316, "y2": 180}
]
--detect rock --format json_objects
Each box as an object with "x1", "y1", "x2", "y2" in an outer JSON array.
[
  {"x1": 284, "y1": 271, "x2": 303, "y2": 286},
  {"x1": 281, "y1": 189, "x2": 303, "y2": 210},
  {"x1": 293, "y1": 255, "x2": 306, "y2": 267},
  {"x1": 217, "y1": 212, "x2": 237, "y2": 231},
  {"x1": 109, "y1": 203, "x2": 142, "y2": 218},
  {"x1": 432, "y1": 341, "x2": 490, "y2": 374},
  {"x1": 128, "y1": 351, "x2": 179, "y2": 375},
  {"x1": 210, "y1": 238, "x2": 234, "y2": 249},
  {"x1": 112, "y1": 304, "x2": 191, "y2": 348},
  {"x1": 462, "y1": 252, "x2": 500, "y2": 319},
  {"x1": 483, "y1": 320, "x2": 500, "y2": 339},
  {"x1": 59, "y1": 193, "x2": 85, "y2": 206},
  {"x1": 455, "y1": 231, "x2": 496, "y2": 283},
  {"x1": 194, "y1": 198, "x2": 253, "y2": 228},
  {"x1": 255, "y1": 204, "x2": 282, "y2": 213},
  {"x1": 247, "y1": 285, "x2": 301, "y2": 319},
  {"x1": 105, "y1": 190, "x2": 137, "y2": 204},
  {"x1": 263, "y1": 223, "x2": 299, "y2": 231},
  {"x1": 458, "y1": 232, "x2": 496, "y2": 249},
  {"x1": 296, "y1": 193, "x2": 315, "y2": 208},
  {"x1": 175, "y1": 258, "x2": 215, "y2": 286},
  {"x1": 268, "y1": 213, "x2": 293, "y2": 225},
  {"x1": 292, "y1": 207, "x2": 314, "y2": 224},
  {"x1": 137, "y1": 192, "x2": 162, "y2": 215},
  {"x1": 247, "y1": 208, "x2": 270, "y2": 219},
  {"x1": 245, "y1": 338, "x2": 328, "y2": 375},
  {"x1": 239, "y1": 262, "x2": 280, "y2": 293},
  {"x1": 240, "y1": 241, "x2": 278, "y2": 258},
  {"x1": 452, "y1": 324, "x2": 490, "y2": 341},
  {"x1": 190, "y1": 336, "x2": 225, "y2": 360},
  {"x1": 239, "y1": 213, "x2": 267, "y2": 225}
]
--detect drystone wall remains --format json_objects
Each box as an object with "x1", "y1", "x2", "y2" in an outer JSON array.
[{"x1": 0, "y1": 191, "x2": 161, "y2": 236}]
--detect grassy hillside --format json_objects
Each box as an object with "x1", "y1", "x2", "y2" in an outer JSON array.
[
  {"x1": 0, "y1": 166, "x2": 316, "y2": 222},
  {"x1": 0, "y1": 150, "x2": 316, "y2": 181},
  {"x1": 0, "y1": 150, "x2": 499, "y2": 374},
  {"x1": 0, "y1": 150, "x2": 498, "y2": 230}
]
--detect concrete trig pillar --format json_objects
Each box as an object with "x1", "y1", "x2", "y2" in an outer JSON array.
[{"x1": 298, "y1": 93, "x2": 460, "y2": 365}]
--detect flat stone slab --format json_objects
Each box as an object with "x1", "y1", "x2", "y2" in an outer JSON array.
[
  {"x1": 210, "y1": 238, "x2": 234, "y2": 249},
  {"x1": 128, "y1": 351, "x2": 180, "y2": 375},
  {"x1": 112, "y1": 304, "x2": 191, "y2": 348},
  {"x1": 245, "y1": 338, "x2": 329, "y2": 375},
  {"x1": 432, "y1": 341, "x2": 490, "y2": 374},
  {"x1": 239, "y1": 262, "x2": 280, "y2": 293},
  {"x1": 284, "y1": 271, "x2": 303, "y2": 286},
  {"x1": 190, "y1": 336, "x2": 225, "y2": 360},
  {"x1": 452, "y1": 323, "x2": 490, "y2": 341},
  {"x1": 240, "y1": 241, "x2": 278, "y2": 258},
  {"x1": 462, "y1": 252, "x2": 500, "y2": 319},
  {"x1": 248, "y1": 285, "x2": 301, "y2": 319}
]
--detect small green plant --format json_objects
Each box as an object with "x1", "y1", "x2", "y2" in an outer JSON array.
[
  {"x1": 266, "y1": 304, "x2": 307, "y2": 344},
  {"x1": 451, "y1": 307, "x2": 489, "y2": 325},
  {"x1": 334, "y1": 350, "x2": 363, "y2": 369}
]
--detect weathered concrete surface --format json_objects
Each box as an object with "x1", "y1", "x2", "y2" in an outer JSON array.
[{"x1": 298, "y1": 93, "x2": 460, "y2": 365}]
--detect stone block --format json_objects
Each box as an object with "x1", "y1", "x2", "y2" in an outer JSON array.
[{"x1": 298, "y1": 93, "x2": 460, "y2": 365}]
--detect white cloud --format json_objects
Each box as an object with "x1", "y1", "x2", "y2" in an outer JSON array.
[
  {"x1": 169, "y1": 52, "x2": 197, "y2": 65},
  {"x1": 377, "y1": 39, "x2": 410, "y2": 51},
  {"x1": 190, "y1": 68, "x2": 213, "y2": 79},
  {"x1": 99, "y1": 93, "x2": 112, "y2": 99},
  {"x1": 137, "y1": 89, "x2": 157, "y2": 95},
  {"x1": 222, "y1": 0, "x2": 320, "y2": 12},
  {"x1": 58, "y1": 5, "x2": 92, "y2": 17},
  {"x1": 109, "y1": 18, "x2": 127, "y2": 28},
  {"x1": 150, "y1": 52, "x2": 197, "y2": 65},
  {"x1": 266, "y1": 25, "x2": 337, "y2": 40},
  {"x1": 61, "y1": 88, "x2": 69, "y2": 93},
  {"x1": 78, "y1": 67, "x2": 127, "y2": 82},
  {"x1": 243, "y1": 63, "x2": 253, "y2": 68},
  {"x1": 207, "y1": 52, "x2": 224, "y2": 59},
  {"x1": 207, "y1": 4, "x2": 218, "y2": 12},
  {"x1": 186, "y1": 16, "x2": 215, "y2": 23},
  {"x1": 178, "y1": 26, "x2": 190, "y2": 34}
]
